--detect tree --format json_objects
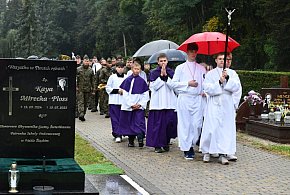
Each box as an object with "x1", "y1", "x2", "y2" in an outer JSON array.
[
  {"x1": 142, "y1": 0, "x2": 206, "y2": 45},
  {"x1": 258, "y1": 0, "x2": 290, "y2": 71},
  {"x1": 51, "y1": 0, "x2": 77, "y2": 56},
  {"x1": 14, "y1": 0, "x2": 39, "y2": 57},
  {"x1": 92, "y1": 0, "x2": 124, "y2": 58},
  {"x1": 72, "y1": 0, "x2": 98, "y2": 57},
  {"x1": 119, "y1": 0, "x2": 146, "y2": 56}
]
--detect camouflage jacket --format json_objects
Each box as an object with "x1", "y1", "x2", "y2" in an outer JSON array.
[
  {"x1": 76, "y1": 65, "x2": 95, "y2": 92},
  {"x1": 99, "y1": 67, "x2": 112, "y2": 84},
  {"x1": 95, "y1": 66, "x2": 105, "y2": 87}
]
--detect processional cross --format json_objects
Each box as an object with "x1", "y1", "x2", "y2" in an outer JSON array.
[
  {"x1": 2, "y1": 76, "x2": 19, "y2": 116},
  {"x1": 223, "y1": 8, "x2": 236, "y2": 70},
  {"x1": 225, "y1": 8, "x2": 236, "y2": 26}
]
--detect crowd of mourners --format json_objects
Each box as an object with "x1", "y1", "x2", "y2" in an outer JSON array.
[{"x1": 75, "y1": 42, "x2": 242, "y2": 165}]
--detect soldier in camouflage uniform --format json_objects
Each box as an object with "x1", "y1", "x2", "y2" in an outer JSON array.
[
  {"x1": 90, "y1": 57, "x2": 102, "y2": 112},
  {"x1": 99, "y1": 58, "x2": 113, "y2": 118},
  {"x1": 124, "y1": 57, "x2": 133, "y2": 74},
  {"x1": 76, "y1": 55, "x2": 95, "y2": 121},
  {"x1": 96, "y1": 58, "x2": 107, "y2": 115},
  {"x1": 111, "y1": 57, "x2": 117, "y2": 74}
]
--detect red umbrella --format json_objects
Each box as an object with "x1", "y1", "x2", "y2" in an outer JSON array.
[{"x1": 177, "y1": 32, "x2": 240, "y2": 55}]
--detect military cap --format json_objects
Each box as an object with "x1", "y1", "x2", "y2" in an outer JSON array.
[{"x1": 83, "y1": 54, "x2": 90, "y2": 60}]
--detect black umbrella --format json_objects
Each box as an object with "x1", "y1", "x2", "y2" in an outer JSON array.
[{"x1": 147, "y1": 49, "x2": 187, "y2": 64}]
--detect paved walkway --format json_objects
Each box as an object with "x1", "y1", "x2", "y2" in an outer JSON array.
[{"x1": 76, "y1": 111, "x2": 290, "y2": 195}]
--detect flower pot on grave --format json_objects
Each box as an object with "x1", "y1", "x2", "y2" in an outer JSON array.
[
  {"x1": 284, "y1": 116, "x2": 290, "y2": 124},
  {"x1": 274, "y1": 111, "x2": 282, "y2": 122},
  {"x1": 261, "y1": 113, "x2": 269, "y2": 121}
]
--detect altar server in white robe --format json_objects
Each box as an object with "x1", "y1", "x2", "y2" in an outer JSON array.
[
  {"x1": 116, "y1": 62, "x2": 149, "y2": 147},
  {"x1": 146, "y1": 53, "x2": 178, "y2": 153},
  {"x1": 168, "y1": 43, "x2": 206, "y2": 160},
  {"x1": 106, "y1": 62, "x2": 127, "y2": 143},
  {"x1": 200, "y1": 52, "x2": 242, "y2": 165},
  {"x1": 127, "y1": 58, "x2": 147, "y2": 82}
]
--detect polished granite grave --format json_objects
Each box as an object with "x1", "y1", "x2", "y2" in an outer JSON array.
[{"x1": 246, "y1": 119, "x2": 290, "y2": 144}]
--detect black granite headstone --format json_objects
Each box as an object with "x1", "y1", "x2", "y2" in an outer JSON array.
[
  {"x1": 0, "y1": 59, "x2": 85, "y2": 192},
  {"x1": 0, "y1": 59, "x2": 75, "y2": 158}
]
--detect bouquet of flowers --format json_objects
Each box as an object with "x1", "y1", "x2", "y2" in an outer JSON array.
[{"x1": 244, "y1": 90, "x2": 263, "y2": 106}]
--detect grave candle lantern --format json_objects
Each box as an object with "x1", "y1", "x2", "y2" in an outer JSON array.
[{"x1": 8, "y1": 162, "x2": 19, "y2": 193}]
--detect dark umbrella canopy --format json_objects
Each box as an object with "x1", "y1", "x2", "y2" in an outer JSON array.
[
  {"x1": 147, "y1": 49, "x2": 187, "y2": 64},
  {"x1": 177, "y1": 32, "x2": 240, "y2": 55}
]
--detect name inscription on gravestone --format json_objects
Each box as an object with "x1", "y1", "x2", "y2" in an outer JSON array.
[
  {"x1": 261, "y1": 88, "x2": 290, "y2": 105},
  {"x1": 0, "y1": 59, "x2": 76, "y2": 158}
]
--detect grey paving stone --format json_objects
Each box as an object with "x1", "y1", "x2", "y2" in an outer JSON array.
[{"x1": 76, "y1": 111, "x2": 290, "y2": 195}]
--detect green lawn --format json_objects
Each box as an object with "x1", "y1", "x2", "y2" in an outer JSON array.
[
  {"x1": 75, "y1": 134, "x2": 124, "y2": 174},
  {"x1": 237, "y1": 132, "x2": 290, "y2": 158}
]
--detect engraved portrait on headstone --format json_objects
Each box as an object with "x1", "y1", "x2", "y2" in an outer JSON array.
[{"x1": 57, "y1": 77, "x2": 68, "y2": 92}]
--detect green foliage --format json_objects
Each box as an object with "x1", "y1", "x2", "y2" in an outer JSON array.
[
  {"x1": 0, "y1": 0, "x2": 289, "y2": 70},
  {"x1": 237, "y1": 70, "x2": 290, "y2": 99},
  {"x1": 15, "y1": 0, "x2": 39, "y2": 57},
  {"x1": 202, "y1": 16, "x2": 220, "y2": 32},
  {"x1": 0, "y1": 38, "x2": 9, "y2": 57},
  {"x1": 142, "y1": 0, "x2": 203, "y2": 44}
]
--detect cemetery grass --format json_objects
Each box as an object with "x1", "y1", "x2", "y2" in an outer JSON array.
[
  {"x1": 75, "y1": 134, "x2": 124, "y2": 175},
  {"x1": 237, "y1": 131, "x2": 290, "y2": 158}
]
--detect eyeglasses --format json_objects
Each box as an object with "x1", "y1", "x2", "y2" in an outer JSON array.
[{"x1": 226, "y1": 59, "x2": 232, "y2": 61}]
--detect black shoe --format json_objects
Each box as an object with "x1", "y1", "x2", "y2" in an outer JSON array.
[
  {"x1": 189, "y1": 147, "x2": 195, "y2": 157},
  {"x1": 78, "y1": 116, "x2": 85, "y2": 121},
  {"x1": 128, "y1": 136, "x2": 135, "y2": 147},
  {"x1": 138, "y1": 141, "x2": 144, "y2": 147},
  {"x1": 163, "y1": 145, "x2": 170, "y2": 152},
  {"x1": 128, "y1": 143, "x2": 135, "y2": 147},
  {"x1": 91, "y1": 108, "x2": 97, "y2": 112},
  {"x1": 88, "y1": 107, "x2": 92, "y2": 110},
  {"x1": 100, "y1": 112, "x2": 104, "y2": 115},
  {"x1": 154, "y1": 147, "x2": 163, "y2": 153},
  {"x1": 105, "y1": 114, "x2": 110, "y2": 118}
]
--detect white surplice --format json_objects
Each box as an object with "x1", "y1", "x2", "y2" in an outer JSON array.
[
  {"x1": 149, "y1": 77, "x2": 177, "y2": 110},
  {"x1": 168, "y1": 61, "x2": 206, "y2": 151},
  {"x1": 120, "y1": 78, "x2": 149, "y2": 111},
  {"x1": 105, "y1": 74, "x2": 127, "y2": 105},
  {"x1": 200, "y1": 67, "x2": 242, "y2": 155}
]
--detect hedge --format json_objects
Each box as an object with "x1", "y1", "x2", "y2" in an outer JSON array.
[{"x1": 237, "y1": 70, "x2": 290, "y2": 99}]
